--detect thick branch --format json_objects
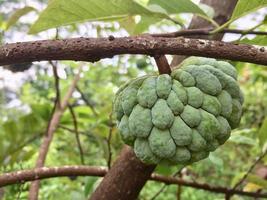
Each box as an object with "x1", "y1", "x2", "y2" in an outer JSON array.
[
  {"x1": 1, "y1": 166, "x2": 267, "y2": 198},
  {"x1": 90, "y1": 146, "x2": 156, "y2": 200},
  {"x1": 1, "y1": 36, "x2": 267, "y2": 67}
]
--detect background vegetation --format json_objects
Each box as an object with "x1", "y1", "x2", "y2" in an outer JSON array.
[{"x1": 0, "y1": 0, "x2": 266, "y2": 199}]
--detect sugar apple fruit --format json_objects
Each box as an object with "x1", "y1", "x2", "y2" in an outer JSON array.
[{"x1": 114, "y1": 57, "x2": 243, "y2": 165}]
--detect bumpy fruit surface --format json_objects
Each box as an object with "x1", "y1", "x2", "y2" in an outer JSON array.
[{"x1": 114, "y1": 57, "x2": 243, "y2": 165}]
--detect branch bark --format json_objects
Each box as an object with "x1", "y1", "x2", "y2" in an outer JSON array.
[
  {"x1": 171, "y1": 0, "x2": 238, "y2": 67},
  {"x1": 1, "y1": 36, "x2": 267, "y2": 68},
  {"x1": 89, "y1": 146, "x2": 156, "y2": 200},
  {"x1": 28, "y1": 68, "x2": 82, "y2": 200},
  {"x1": 154, "y1": 55, "x2": 171, "y2": 74},
  {"x1": 1, "y1": 165, "x2": 267, "y2": 199},
  {"x1": 151, "y1": 28, "x2": 267, "y2": 38}
]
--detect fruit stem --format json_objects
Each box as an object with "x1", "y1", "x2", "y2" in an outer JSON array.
[{"x1": 154, "y1": 55, "x2": 171, "y2": 75}]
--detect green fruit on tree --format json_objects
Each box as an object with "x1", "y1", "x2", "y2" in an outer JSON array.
[{"x1": 114, "y1": 57, "x2": 243, "y2": 165}]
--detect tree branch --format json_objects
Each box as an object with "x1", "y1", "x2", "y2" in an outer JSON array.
[
  {"x1": 1, "y1": 36, "x2": 267, "y2": 67},
  {"x1": 76, "y1": 86, "x2": 98, "y2": 116},
  {"x1": 150, "y1": 174, "x2": 267, "y2": 198},
  {"x1": 28, "y1": 67, "x2": 82, "y2": 200},
  {"x1": 106, "y1": 113, "x2": 114, "y2": 169},
  {"x1": 89, "y1": 146, "x2": 156, "y2": 200},
  {"x1": 150, "y1": 168, "x2": 183, "y2": 200},
  {"x1": 1, "y1": 166, "x2": 267, "y2": 198},
  {"x1": 68, "y1": 105, "x2": 85, "y2": 165},
  {"x1": 0, "y1": 166, "x2": 106, "y2": 187},
  {"x1": 49, "y1": 61, "x2": 61, "y2": 109},
  {"x1": 233, "y1": 149, "x2": 267, "y2": 190},
  {"x1": 151, "y1": 28, "x2": 267, "y2": 38}
]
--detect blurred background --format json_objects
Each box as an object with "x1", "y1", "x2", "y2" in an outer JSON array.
[{"x1": 0, "y1": 0, "x2": 266, "y2": 199}]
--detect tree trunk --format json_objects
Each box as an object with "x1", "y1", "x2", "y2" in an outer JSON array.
[
  {"x1": 90, "y1": 1, "x2": 238, "y2": 200},
  {"x1": 171, "y1": 0, "x2": 238, "y2": 67},
  {"x1": 90, "y1": 146, "x2": 156, "y2": 200}
]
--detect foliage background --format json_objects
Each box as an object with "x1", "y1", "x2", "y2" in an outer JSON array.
[{"x1": 0, "y1": 0, "x2": 266, "y2": 199}]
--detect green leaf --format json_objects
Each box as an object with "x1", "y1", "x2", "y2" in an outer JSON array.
[
  {"x1": 29, "y1": 0, "x2": 210, "y2": 34},
  {"x1": 29, "y1": 0, "x2": 154, "y2": 34},
  {"x1": 212, "y1": 0, "x2": 267, "y2": 33},
  {"x1": 240, "y1": 36, "x2": 267, "y2": 46},
  {"x1": 247, "y1": 174, "x2": 267, "y2": 189},
  {"x1": 231, "y1": 0, "x2": 267, "y2": 20},
  {"x1": 229, "y1": 134, "x2": 255, "y2": 146},
  {"x1": 148, "y1": 0, "x2": 206, "y2": 15},
  {"x1": 84, "y1": 177, "x2": 98, "y2": 196},
  {"x1": 231, "y1": 172, "x2": 246, "y2": 187},
  {"x1": 120, "y1": 15, "x2": 161, "y2": 35},
  {"x1": 198, "y1": 3, "x2": 215, "y2": 18},
  {"x1": 6, "y1": 6, "x2": 36, "y2": 30},
  {"x1": 209, "y1": 153, "x2": 223, "y2": 167},
  {"x1": 119, "y1": 16, "x2": 137, "y2": 35},
  {"x1": 259, "y1": 117, "x2": 267, "y2": 147},
  {"x1": 155, "y1": 164, "x2": 183, "y2": 176},
  {"x1": 135, "y1": 16, "x2": 161, "y2": 34}
]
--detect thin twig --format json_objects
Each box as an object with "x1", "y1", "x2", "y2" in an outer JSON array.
[
  {"x1": 43, "y1": 62, "x2": 61, "y2": 138},
  {"x1": 151, "y1": 28, "x2": 267, "y2": 38},
  {"x1": 28, "y1": 61, "x2": 63, "y2": 200},
  {"x1": 150, "y1": 184, "x2": 168, "y2": 200},
  {"x1": 235, "y1": 23, "x2": 264, "y2": 42},
  {"x1": 1, "y1": 166, "x2": 267, "y2": 198},
  {"x1": 28, "y1": 67, "x2": 82, "y2": 200},
  {"x1": 177, "y1": 185, "x2": 182, "y2": 200},
  {"x1": 233, "y1": 149, "x2": 267, "y2": 190},
  {"x1": 68, "y1": 104, "x2": 85, "y2": 165},
  {"x1": 225, "y1": 193, "x2": 231, "y2": 200},
  {"x1": 2, "y1": 133, "x2": 42, "y2": 163},
  {"x1": 49, "y1": 61, "x2": 61, "y2": 109},
  {"x1": 76, "y1": 86, "x2": 98, "y2": 116},
  {"x1": 176, "y1": 172, "x2": 183, "y2": 200},
  {"x1": 106, "y1": 113, "x2": 113, "y2": 169},
  {"x1": 58, "y1": 125, "x2": 95, "y2": 139},
  {"x1": 16, "y1": 164, "x2": 25, "y2": 200},
  {"x1": 150, "y1": 167, "x2": 184, "y2": 200}
]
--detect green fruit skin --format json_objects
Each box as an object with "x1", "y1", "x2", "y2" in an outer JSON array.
[
  {"x1": 148, "y1": 127, "x2": 176, "y2": 159},
  {"x1": 128, "y1": 105, "x2": 152, "y2": 138},
  {"x1": 115, "y1": 56, "x2": 243, "y2": 165},
  {"x1": 151, "y1": 99, "x2": 174, "y2": 129},
  {"x1": 156, "y1": 74, "x2": 172, "y2": 99}
]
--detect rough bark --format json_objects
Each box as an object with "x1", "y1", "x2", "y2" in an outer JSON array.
[
  {"x1": 0, "y1": 166, "x2": 107, "y2": 187},
  {"x1": 0, "y1": 36, "x2": 267, "y2": 67},
  {"x1": 1, "y1": 165, "x2": 267, "y2": 198},
  {"x1": 171, "y1": 0, "x2": 238, "y2": 67},
  {"x1": 90, "y1": 146, "x2": 156, "y2": 200}
]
